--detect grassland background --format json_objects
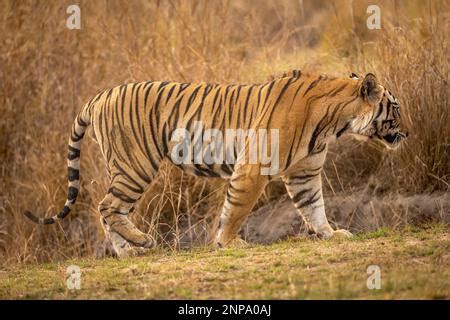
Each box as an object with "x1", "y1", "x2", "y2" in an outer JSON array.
[{"x1": 0, "y1": 0, "x2": 448, "y2": 265}]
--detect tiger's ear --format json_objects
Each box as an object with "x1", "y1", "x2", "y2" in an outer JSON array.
[{"x1": 359, "y1": 73, "x2": 382, "y2": 104}]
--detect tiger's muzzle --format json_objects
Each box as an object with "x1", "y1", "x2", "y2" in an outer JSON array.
[{"x1": 371, "y1": 122, "x2": 408, "y2": 149}]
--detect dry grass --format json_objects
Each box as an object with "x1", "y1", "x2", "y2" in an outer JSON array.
[{"x1": 0, "y1": 0, "x2": 449, "y2": 265}]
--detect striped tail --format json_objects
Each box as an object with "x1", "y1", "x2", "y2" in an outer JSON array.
[{"x1": 24, "y1": 108, "x2": 90, "y2": 225}]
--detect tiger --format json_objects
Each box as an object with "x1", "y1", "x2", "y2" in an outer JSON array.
[{"x1": 24, "y1": 70, "x2": 408, "y2": 257}]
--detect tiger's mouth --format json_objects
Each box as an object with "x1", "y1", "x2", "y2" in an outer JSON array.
[
  {"x1": 372, "y1": 131, "x2": 408, "y2": 149},
  {"x1": 383, "y1": 133, "x2": 399, "y2": 144}
]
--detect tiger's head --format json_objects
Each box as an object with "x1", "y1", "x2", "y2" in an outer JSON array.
[{"x1": 350, "y1": 73, "x2": 408, "y2": 149}]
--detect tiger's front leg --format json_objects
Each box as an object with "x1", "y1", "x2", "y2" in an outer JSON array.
[
  {"x1": 282, "y1": 169, "x2": 353, "y2": 239},
  {"x1": 216, "y1": 164, "x2": 268, "y2": 247}
]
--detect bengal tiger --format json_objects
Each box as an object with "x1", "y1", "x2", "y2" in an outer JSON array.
[{"x1": 24, "y1": 70, "x2": 408, "y2": 257}]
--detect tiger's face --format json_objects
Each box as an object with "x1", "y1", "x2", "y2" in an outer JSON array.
[
  {"x1": 351, "y1": 73, "x2": 408, "y2": 149},
  {"x1": 369, "y1": 89, "x2": 408, "y2": 148}
]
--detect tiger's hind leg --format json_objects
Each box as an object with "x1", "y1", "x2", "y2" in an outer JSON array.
[
  {"x1": 99, "y1": 192, "x2": 154, "y2": 258},
  {"x1": 98, "y1": 171, "x2": 154, "y2": 258}
]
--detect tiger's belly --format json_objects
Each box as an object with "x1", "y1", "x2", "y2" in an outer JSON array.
[{"x1": 171, "y1": 162, "x2": 234, "y2": 179}]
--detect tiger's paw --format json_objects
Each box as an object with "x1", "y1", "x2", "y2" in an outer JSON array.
[
  {"x1": 332, "y1": 229, "x2": 353, "y2": 239},
  {"x1": 107, "y1": 229, "x2": 153, "y2": 258},
  {"x1": 112, "y1": 240, "x2": 151, "y2": 258},
  {"x1": 118, "y1": 246, "x2": 150, "y2": 258},
  {"x1": 227, "y1": 237, "x2": 249, "y2": 248},
  {"x1": 124, "y1": 246, "x2": 150, "y2": 258},
  {"x1": 316, "y1": 226, "x2": 353, "y2": 240},
  {"x1": 106, "y1": 214, "x2": 153, "y2": 248},
  {"x1": 215, "y1": 237, "x2": 249, "y2": 250}
]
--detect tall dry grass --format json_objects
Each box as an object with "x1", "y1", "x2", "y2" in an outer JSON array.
[{"x1": 0, "y1": 0, "x2": 448, "y2": 264}]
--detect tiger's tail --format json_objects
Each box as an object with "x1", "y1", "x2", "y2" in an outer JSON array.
[{"x1": 24, "y1": 105, "x2": 91, "y2": 225}]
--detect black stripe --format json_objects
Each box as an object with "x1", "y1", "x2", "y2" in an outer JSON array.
[
  {"x1": 42, "y1": 217, "x2": 55, "y2": 224},
  {"x1": 266, "y1": 77, "x2": 294, "y2": 124},
  {"x1": 374, "y1": 101, "x2": 384, "y2": 120},
  {"x1": 285, "y1": 173, "x2": 319, "y2": 186},
  {"x1": 226, "y1": 198, "x2": 244, "y2": 207},
  {"x1": 141, "y1": 126, "x2": 160, "y2": 171},
  {"x1": 185, "y1": 86, "x2": 201, "y2": 114},
  {"x1": 168, "y1": 93, "x2": 184, "y2": 129},
  {"x1": 177, "y1": 83, "x2": 191, "y2": 97},
  {"x1": 308, "y1": 104, "x2": 333, "y2": 154},
  {"x1": 284, "y1": 138, "x2": 297, "y2": 170},
  {"x1": 185, "y1": 85, "x2": 211, "y2": 130},
  {"x1": 144, "y1": 82, "x2": 155, "y2": 106},
  {"x1": 71, "y1": 130, "x2": 85, "y2": 142},
  {"x1": 150, "y1": 83, "x2": 170, "y2": 158},
  {"x1": 68, "y1": 167, "x2": 79, "y2": 181},
  {"x1": 135, "y1": 82, "x2": 145, "y2": 138},
  {"x1": 67, "y1": 186, "x2": 78, "y2": 201},
  {"x1": 235, "y1": 85, "x2": 242, "y2": 104},
  {"x1": 385, "y1": 99, "x2": 391, "y2": 120},
  {"x1": 228, "y1": 183, "x2": 247, "y2": 194},
  {"x1": 86, "y1": 91, "x2": 103, "y2": 109},
  {"x1": 255, "y1": 86, "x2": 262, "y2": 113},
  {"x1": 161, "y1": 123, "x2": 169, "y2": 154},
  {"x1": 194, "y1": 165, "x2": 221, "y2": 178},
  {"x1": 165, "y1": 84, "x2": 176, "y2": 104},
  {"x1": 262, "y1": 80, "x2": 276, "y2": 108},
  {"x1": 303, "y1": 76, "x2": 323, "y2": 96},
  {"x1": 108, "y1": 187, "x2": 136, "y2": 203},
  {"x1": 112, "y1": 160, "x2": 144, "y2": 193},
  {"x1": 57, "y1": 205, "x2": 71, "y2": 219},
  {"x1": 221, "y1": 163, "x2": 233, "y2": 176},
  {"x1": 242, "y1": 86, "x2": 254, "y2": 124},
  {"x1": 97, "y1": 105, "x2": 106, "y2": 158},
  {"x1": 109, "y1": 180, "x2": 143, "y2": 195},
  {"x1": 328, "y1": 83, "x2": 348, "y2": 97},
  {"x1": 308, "y1": 97, "x2": 357, "y2": 153},
  {"x1": 296, "y1": 189, "x2": 321, "y2": 208},
  {"x1": 227, "y1": 88, "x2": 235, "y2": 124},
  {"x1": 105, "y1": 87, "x2": 114, "y2": 102},
  {"x1": 68, "y1": 146, "x2": 80, "y2": 160},
  {"x1": 311, "y1": 142, "x2": 326, "y2": 155},
  {"x1": 211, "y1": 87, "x2": 225, "y2": 129},
  {"x1": 24, "y1": 211, "x2": 45, "y2": 224},
  {"x1": 129, "y1": 83, "x2": 140, "y2": 157},
  {"x1": 336, "y1": 121, "x2": 350, "y2": 138},
  {"x1": 296, "y1": 92, "x2": 333, "y2": 153},
  {"x1": 77, "y1": 116, "x2": 88, "y2": 127},
  {"x1": 292, "y1": 188, "x2": 312, "y2": 203}
]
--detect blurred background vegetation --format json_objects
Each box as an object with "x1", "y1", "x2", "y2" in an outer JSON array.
[{"x1": 0, "y1": 0, "x2": 448, "y2": 264}]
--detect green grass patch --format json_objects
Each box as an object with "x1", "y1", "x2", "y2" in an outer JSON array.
[{"x1": 1, "y1": 225, "x2": 448, "y2": 299}]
